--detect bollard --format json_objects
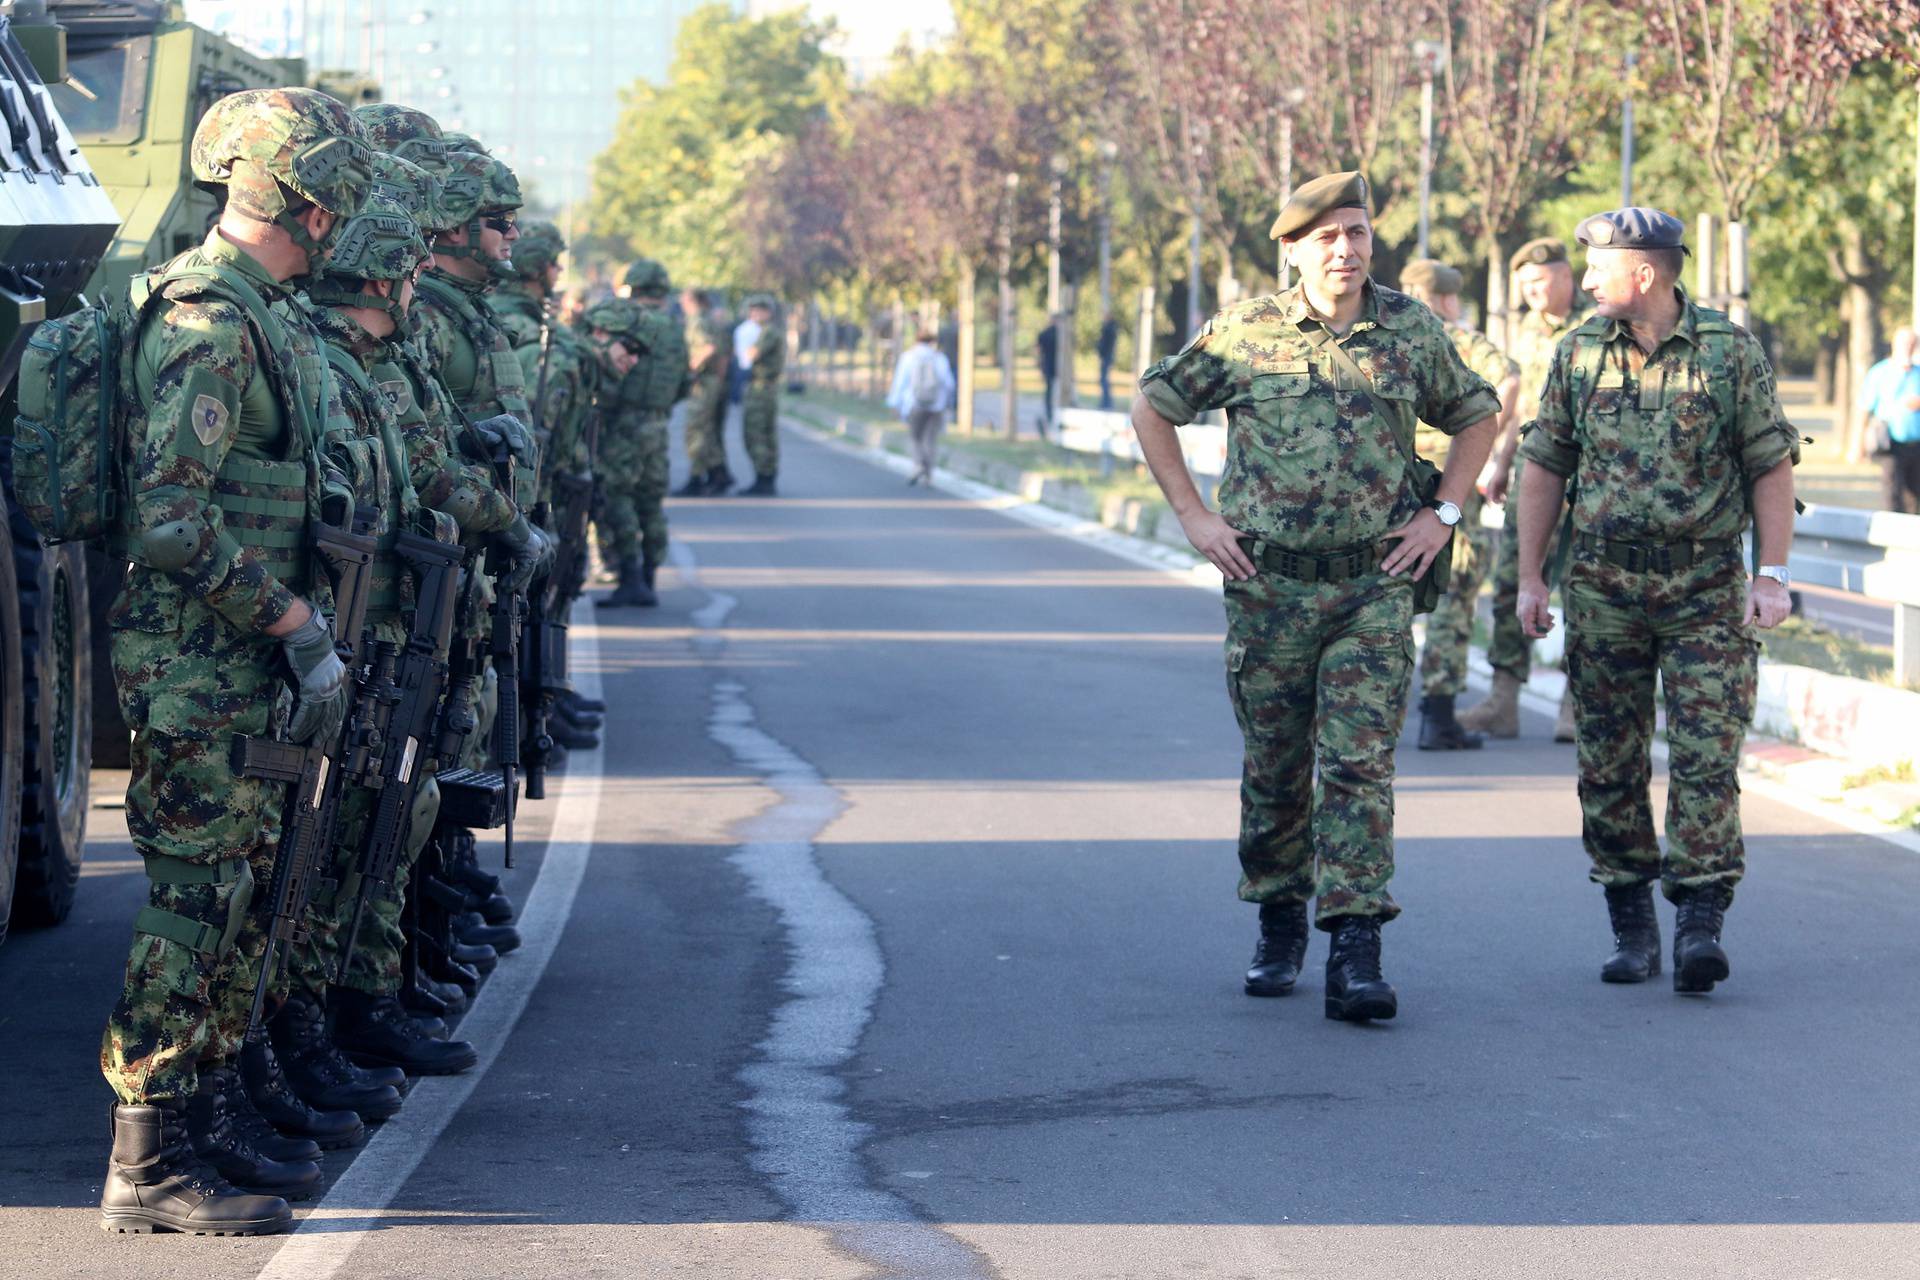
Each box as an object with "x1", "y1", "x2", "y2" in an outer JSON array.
[{"x1": 1898, "y1": 602, "x2": 1920, "y2": 688}]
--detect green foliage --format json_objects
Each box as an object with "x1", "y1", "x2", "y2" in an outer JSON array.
[{"x1": 585, "y1": 4, "x2": 845, "y2": 288}]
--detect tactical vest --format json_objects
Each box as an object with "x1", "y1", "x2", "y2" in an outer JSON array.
[
  {"x1": 639, "y1": 309, "x2": 689, "y2": 416},
  {"x1": 128, "y1": 262, "x2": 331, "y2": 593},
  {"x1": 416, "y1": 272, "x2": 532, "y2": 422},
  {"x1": 323, "y1": 342, "x2": 422, "y2": 618}
]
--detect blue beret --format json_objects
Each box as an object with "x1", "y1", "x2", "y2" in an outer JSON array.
[{"x1": 1575, "y1": 207, "x2": 1689, "y2": 254}]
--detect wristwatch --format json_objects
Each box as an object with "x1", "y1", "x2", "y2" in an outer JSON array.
[
  {"x1": 1429, "y1": 499, "x2": 1462, "y2": 528},
  {"x1": 1755, "y1": 564, "x2": 1790, "y2": 588}
]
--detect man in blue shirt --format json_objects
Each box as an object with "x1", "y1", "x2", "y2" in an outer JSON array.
[{"x1": 1866, "y1": 328, "x2": 1920, "y2": 512}]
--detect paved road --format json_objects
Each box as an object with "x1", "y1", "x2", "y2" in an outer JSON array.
[{"x1": 3, "y1": 420, "x2": 1919, "y2": 1279}]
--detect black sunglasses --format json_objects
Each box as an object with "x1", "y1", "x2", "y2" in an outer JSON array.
[{"x1": 481, "y1": 213, "x2": 517, "y2": 233}]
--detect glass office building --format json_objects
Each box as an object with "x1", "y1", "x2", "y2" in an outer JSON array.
[{"x1": 184, "y1": 0, "x2": 712, "y2": 218}]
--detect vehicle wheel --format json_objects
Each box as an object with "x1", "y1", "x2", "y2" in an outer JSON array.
[
  {"x1": 9, "y1": 499, "x2": 90, "y2": 929},
  {"x1": 86, "y1": 546, "x2": 130, "y2": 767},
  {"x1": 0, "y1": 514, "x2": 23, "y2": 948}
]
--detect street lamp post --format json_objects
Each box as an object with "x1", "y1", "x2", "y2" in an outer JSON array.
[
  {"x1": 1621, "y1": 50, "x2": 1638, "y2": 206},
  {"x1": 1000, "y1": 171, "x2": 1021, "y2": 440},
  {"x1": 1412, "y1": 40, "x2": 1447, "y2": 260},
  {"x1": 1275, "y1": 88, "x2": 1306, "y2": 291},
  {"x1": 1046, "y1": 152, "x2": 1070, "y2": 420}
]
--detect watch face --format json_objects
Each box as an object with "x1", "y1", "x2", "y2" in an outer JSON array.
[{"x1": 1436, "y1": 501, "x2": 1461, "y2": 526}]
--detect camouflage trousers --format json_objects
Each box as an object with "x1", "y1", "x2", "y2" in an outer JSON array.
[
  {"x1": 596, "y1": 414, "x2": 670, "y2": 567},
  {"x1": 1484, "y1": 456, "x2": 1564, "y2": 682},
  {"x1": 743, "y1": 384, "x2": 780, "y2": 478},
  {"x1": 1564, "y1": 541, "x2": 1755, "y2": 901},
  {"x1": 1418, "y1": 489, "x2": 1494, "y2": 698},
  {"x1": 284, "y1": 617, "x2": 442, "y2": 998},
  {"x1": 683, "y1": 376, "x2": 730, "y2": 475},
  {"x1": 102, "y1": 622, "x2": 288, "y2": 1105},
  {"x1": 1224, "y1": 568, "x2": 1415, "y2": 927}
]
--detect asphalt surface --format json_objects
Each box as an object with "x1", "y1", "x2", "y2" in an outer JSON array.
[{"x1": 2, "y1": 416, "x2": 1919, "y2": 1279}]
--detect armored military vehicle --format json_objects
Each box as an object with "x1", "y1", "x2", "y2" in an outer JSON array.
[{"x1": 0, "y1": 0, "x2": 125, "y2": 946}]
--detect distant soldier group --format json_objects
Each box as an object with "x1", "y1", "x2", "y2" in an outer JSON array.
[
  {"x1": 72, "y1": 85, "x2": 798, "y2": 1236},
  {"x1": 1132, "y1": 172, "x2": 1799, "y2": 1023}
]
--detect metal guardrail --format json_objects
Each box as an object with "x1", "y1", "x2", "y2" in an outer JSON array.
[{"x1": 1058, "y1": 407, "x2": 1920, "y2": 682}]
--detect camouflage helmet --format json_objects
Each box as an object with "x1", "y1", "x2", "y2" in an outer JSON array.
[
  {"x1": 352, "y1": 103, "x2": 451, "y2": 171},
  {"x1": 624, "y1": 257, "x2": 672, "y2": 297},
  {"x1": 192, "y1": 88, "x2": 373, "y2": 222},
  {"x1": 514, "y1": 220, "x2": 566, "y2": 280},
  {"x1": 441, "y1": 131, "x2": 490, "y2": 156},
  {"x1": 477, "y1": 155, "x2": 522, "y2": 214},
  {"x1": 435, "y1": 151, "x2": 490, "y2": 228},
  {"x1": 370, "y1": 152, "x2": 447, "y2": 235},
  {"x1": 322, "y1": 188, "x2": 430, "y2": 284},
  {"x1": 583, "y1": 297, "x2": 644, "y2": 342}
]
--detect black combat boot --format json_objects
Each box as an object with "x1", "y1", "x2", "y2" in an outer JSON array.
[
  {"x1": 100, "y1": 1102, "x2": 291, "y2": 1236},
  {"x1": 672, "y1": 472, "x2": 710, "y2": 498},
  {"x1": 554, "y1": 699, "x2": 604, "y2": 731},
  {"x1": 450, "y1": 937, "x2": 499, "y2": 975},
  {"x1": 641, "y1": 555, "x2": 659, "y2": 599},
  {"x1": 598, "y1": 558, "x2": 656, "y2": 609},
  {"x1": 185, "y1": 1069, "x2": 321, "y2": 1201},
  {"x1": 456, "y1": 909, "x2": 522, "y2": 954},
  {"x1": 216, "y1": 1065, "x2": 321, "y2": 1164},
  {"x1": 269, "y1": 993, "x2": 405, "y2": 1122},
  {"x1": 740, "y1": 473, "x2": 778, "y2": 496},
  {"x1": 402, "y1": 973, "x2": 468, "y2": 1019},
  {"x1": 333, "y1": 988, "x2": 479, "y2": 1076},
  {"x1": 239, "y1": 1038, "x2": 364, "y2": 1150},
  {"x1": 1417, "y1": 693, "x2": 1485, "y2": 751},
  {"x1": 560, "y1": 689, "x2": 607, "y2": 716},
  {"x1": 1244, "y1": 901, "x2": 1311, "y2": 997},
  {"x1": 1672, "y1": 886, "x2": 1732, "y2": 994},
  {"x1": 446, "y1": 830, "x2": 516, "y2": 924},
  {"x1": 548, "y1": 715, "x2": 601, "y2": 750},
  {"x1": 1601, "y1": 883, "x2": 1662, "y2": 983},
  {"x1": 707, "y1": 466, "x2": 735, "y2": 495},
  {"x1": 1324, "y1": 916, "x2": 1398, "y2": 1023}
]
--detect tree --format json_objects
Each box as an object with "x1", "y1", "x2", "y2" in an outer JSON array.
[
  {"x1": 586, "y1": 4, "x2": 844, "y2": 287},
  {"x1": 1436, "y1": 0, "x2": 1612, "y2": 340}
]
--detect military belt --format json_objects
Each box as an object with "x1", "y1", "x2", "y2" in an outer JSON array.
[
  {"x1": 1239, "y1": 538, "x2": 1381, "y2": 584},
  {"x1": 1573, "y1": 531, "x2": 1738, "y2": 575}
]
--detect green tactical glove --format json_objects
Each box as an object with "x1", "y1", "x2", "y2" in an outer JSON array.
[
  {"x1": 280, "y1": 606, "x2": 348, "y2": 745},
  {"x1": 473, "y1": 413, "x2": 537, "y2": 467},
  {"x1": 498, "y1": 513, "x2": 553, "y2": 592}
]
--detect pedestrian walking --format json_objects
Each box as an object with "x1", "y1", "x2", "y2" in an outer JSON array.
[
  {"x1": 889, "y1": 327, "x2": 956, "y2": 485},
  {"x1": 1097, "y1": 312, "x2": 1120, "y2": 409},
  {"x1": 1131, "y1": 171, "x2": 1499, "y2": 1023},
  {"x1": 1036, "y1": 317, "x2": 1059, "y2": 435},
  {"x1": 1458, "y1": 237, "x2": 1590, "y2": 743},
  {"x1": 1862, "y1": 328, "x2": 1920, "y2": 511},
  {"x1": 1398, "y1": 259, "x2": 1519, "y2": 752},
  {"x1": 1515, "y1": 207, "x2": 1800, "y2": 996}
]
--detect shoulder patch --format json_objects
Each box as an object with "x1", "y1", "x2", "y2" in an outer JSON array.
[
  {"x1": 379, "y1": 379, "x2": 414, "y2": 417},
  {"x1": 191, "y1": 393, "x2": 229, "y2": 448}
]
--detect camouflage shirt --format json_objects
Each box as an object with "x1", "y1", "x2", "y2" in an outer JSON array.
[
  {"x1": 1141, "y1": 281, "x2": 1500, "y2": 551},
  {"x1": 122, "y1": 231, "x2": 333, "y2": 634},
  {"x1": 370, "y1": 338, "x2": 517, "y2": 538},
  {"x1": 1519, "y1": 288, "x2": 1799, "y2": 545},
  {"x1": 493, "y1": 287, "x2": 598, "y2": 491},
  {"x1": 1448, "y1": 323, "x2": 1517, "y2": 396},
  {"x1": 1507, "y1": 301, "x2": 1589, "y2": 425}
]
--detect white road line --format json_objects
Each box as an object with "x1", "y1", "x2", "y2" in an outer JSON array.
[
  {"x1": 671, "y1": 542, "x2": 995, "y2": 1279},
  {"x1": 254, "y1": 599, "x2": 605, "y2": 1279},
  {"x1": 790, "y1": 417, "x2": 1920, "y2": 858}
]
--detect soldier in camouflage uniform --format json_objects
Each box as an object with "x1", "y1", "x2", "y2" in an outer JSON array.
[
  {"x1": 1398, "y1": 260, "x2": 1519, "y2": 751},
  {"x1": 98, "y1": 87, "x2": 379, "y2": 1238},
  {"x1": 1515, "y1": 208, "x2": 1798, "y2": 996},
  {"x1": 283, "y1": 181, "x2": 481, "y2": 1078},
  {"x1": 736, "y1": 293, "x2": 786, "y2": 495},
  {"x1": 1459, "y1": 237, "x2": 1591, "y2": 742},
  {"x1": 603, "y1": 259, "x2": 690, "y2": 601},
  {"x1": 1133, "y1": 173, "x2": 1499, "y2": 1023},
  {"x1": 675, "y1": 287, "x2": 735, "y2": 496}
]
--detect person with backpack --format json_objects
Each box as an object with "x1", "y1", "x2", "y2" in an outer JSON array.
[
  {"x1": 888, "y1": 327, "x2": 957, "y2": 486},
  {"x1": 1514, "y1": 208, "x2": 1800, "y2": 997},
  {"x1": 86, "y1": 87, "x2": 378, "y2": 1238}
]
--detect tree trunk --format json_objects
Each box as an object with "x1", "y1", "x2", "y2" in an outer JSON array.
[
  {"x1": 1840, "y1": 221, "x2": 1879, "y2": 464},
  {"x1": 1486, "y1": 241, "x2": 1509, "y2": 350},
  {"x1": 1814, "y1": 335, "x2": 1837, "y2": 405},
  {"x1": 956, "y1": 266, "x2": 976, "y2": 435}
]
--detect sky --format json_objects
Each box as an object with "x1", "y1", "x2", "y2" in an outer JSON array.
[{"x1": 791, "y1": 0, "x2": 953, "y2": 67}]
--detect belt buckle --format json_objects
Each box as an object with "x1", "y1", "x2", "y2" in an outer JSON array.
[
  {"x1": 1278, "y1": 550, "x2": 1301, "y2": 579},
  {"x1": 1653, "y1": 545, "x2": 1675, "y2": 574}
]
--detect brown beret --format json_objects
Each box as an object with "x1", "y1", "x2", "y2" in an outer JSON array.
[
  {"x1": 1269, "y1": 171, "x2": 1371, "y2": 241},
  {"x1": 1399, "y1": 258, "x2": 1463, "y2": 296},
  {"x1": 1509, "y1": 237, "x2": 1569, "y2": 273}
]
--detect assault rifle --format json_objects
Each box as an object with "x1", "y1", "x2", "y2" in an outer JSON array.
[
  {"x1": 334, "y1": 528, "x2": 466, "y2": 983},
  {"x1": 487, "y1": 514, "x2": 526, "y2": 868},
  {"x1": 233, "y1": 498, "x2": 379, "y2": 1042}
]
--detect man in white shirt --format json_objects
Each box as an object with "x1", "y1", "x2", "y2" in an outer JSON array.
[{"x1": 887, "y1": 328, "x2": 957, "y2": 485}]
